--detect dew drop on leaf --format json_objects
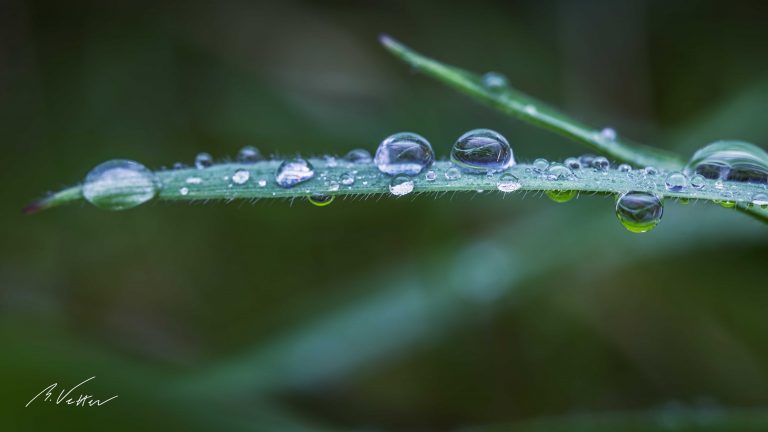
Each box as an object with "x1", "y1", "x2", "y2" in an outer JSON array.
[
  {"x1": 237, "y1": 146, "x2": 263, "y2": 163},
  {"x1": 664, "y1": 172, "x2": 688, "y2": 192},
  {"x1": 275, "y1": 158, "x2": 315, "y2": 188},
  {"x1": 496, "y1": 173, "x2": 521, "y2": 193},
  {"x1": 374, "y1": 132, "x2": 434, "y2": 176},
  {"x1": 308, "y1": 194, "x2": 335, "y2": 207},
  {"x1": 686, "y1": 140, "x2": 768, "y2": 184},
  {"x1": 83, "y1": 160, "x2": 159, "y2": 211},
  {"x1": 195, "y1": 152, "x2": 213, "y2": 169},
  {"x1": 232, "y1": 169, "x2": 250, "y2": 185},
  {"x1": 450, "y1": 129, "x2": 514, "y2": 174},
  {"x1": 389, "y1": 175, "x2": 414, "y2": 196},
  {"x1": 615, "y1": 191, "x2": 663, "y2": 233}
]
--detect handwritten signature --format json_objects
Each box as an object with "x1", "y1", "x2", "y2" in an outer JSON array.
[{"x1": 26, "y1": 376, "x2": 118, "y2": 408}]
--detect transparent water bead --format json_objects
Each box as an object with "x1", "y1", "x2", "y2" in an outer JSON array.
[
  {"x1": 690, "y1": 174, "x2": 706, "y2": 189},
  {"x1": 445, "y1": 167, "x2": 462, "y2": 180},
  {"x1": 615, "y1": 191, "x2": 664, "y2": 233},
  {"x1": 644, "y1": 166, "x2": 658, "y2": 176},
  {"x1": 237, "y1": 146, "x2": 263, "y2": 163},
  {"x1": 664, "y1": 172, "x2": 688, "y2": 192},
  {"x1": 482, "y1": 71, "x2": 508, "y2": 90},
  {"x1": 374, "y1": 132, "x2": 434, "y2": 175},
  {"x1": 195, "y1": 152, "x2": 213, "y2": 169},
  {"x1": 425, "y1": 170, "x2": 437, "y2": 181},
  {"x1": 686, "y1": 140, "x2": 768, "y2": 184},
  {"x1": 496, "y1": 173, "x2": 521, "y2": 192},
  {"x1": 451, "y1": 129, "x2": 514, "y2": 173},
  {"x1": 752, "y1": 193, "x2": 768, "y2": 208},
  {"x1": 546, "y1": 190, "x2": 576, "y2": 203},
  {"x1": 599, "y1": 127, "x2": 617, "y2": 142},
  {"x1": 532, "y1": 158, "x2": 549, "y2": 172},
  {"x1": 232, "y1": 169, "x2": 250, "y2": 185},
  {"x1": 592, "y1": 156, "x2": 610, "y2": 171},
  {"x1": 275, "y1": 158, "x2": 315, "y2": 188},
  {"x1": 83, "y1": 160, "x2": 159, "y2": 211},
  {"x1": 564, "y1": 157, "x2": 581, "y2": 170},
  {"x1": 327, "y1": 180, "x2": 340, "y2": 192},
  {"x1": 547, "y1": 163, "x2": 574, "y2": 180},
  {"x1": 389, "y1": 175, "x2": 414, "y2": 196},
  {"x1": 344, "y1": 149, "x2": 372, "y2": 164},
  {"x1": 179, "y1": 187, "x2": 189, "y2": 196},
  {"x1": 308, "y1": 194, "x2": 335, "y2": 207},
  {"x1": 618, "y1": 164, "x2": 632, "y2": 173},
  {"x1": 340, "y1": 172, "x2": 355, "y2": 185}
]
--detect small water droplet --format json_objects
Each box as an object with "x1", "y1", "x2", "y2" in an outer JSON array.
[
  {"x1": 547, "y1": 163, "x2": 574, "y2": 180},
  {"x1": 344, "y1": 149, "x2": 372, "y2": 164},
  {"x1": 275, "y1": 158, "x2": 315, "y2": 188},
  {"x1": 195, "y1": 152, "x2": 213, "y2": 169},
  {"x1": 232, "y1": 169, "x2": 250, "y2": 185},
  {"x1": 340, "y1": 172, "x2": 355, "y2": 185},
  {"x1": 592, "y1": 156, "x2": 609, "y2": 170},
  {"x1": 615, "y1": 191, "x2": 663, "y2": 233},
  {"x1": 564, "y1": 157, "x2": 581, "y2": 170},
  {"x1": 389, "y1": 175, "x2": 414, "y2": 196},
  {"x1": 496, "y1": 173, "x2": 521, "y2": 192},
  {"x1": 374, "y1": 132, "x2": 434, "y2": 176},
  {"x1": 546, "y1": 190, "x2": 576, "y2": 203},
  {"x1": 308, "y1": 194, "x2": 335, "y2": 207},
  {"x1": 186, "y1": 177, "x2": 202, "y2": 184},
  {"x1": 425, "y1": 170, "x2": 437, "y2": 181},
  {"x1": 618, "y1": 164, "x2": 632, "y2": 173},
  {"x1": 714, "y1": 180, "x2": 724, "y2": 190},
  {"x1": 644, "y1": 166, "x2": 658, "y2": 176},
  {"x1": 533, "y1": 158, "x2": 549, "y2": 172},
  {"x1": 752, "y1": 192, "x2": 768, "y2": 208},
  {"x1": 719, "y1": 200, "x2": 736, "y2": 208},
  {"x1": 664, "y1": 172, "x2": 688, "y2": 192},
  {"x1": 179, "y1": 187, "x2": 189, "y2": 196},
  {"x1": 686, "y1": 140, "x2": 768, "y2": 184},
  {"x1": 690, "y1": 174, "x2": 706, "y2": 189},
  {"x1": 524, "y1": 104, "x2": 538, "y2": 115},
  {"x1": 327, "y1": 180, "x2": 340, "y2": 192},
  {"x1": 237, "y1": 146, "x2": 263, "y2": 163},
  {"x1": 482, "y1": 71, "x2": 508, "y2": 90},
  {"x1": 599, "y1": 127, "x2": 617, "y2": 141},
  {"x1": 451, "y1": 129, "x2": 514, "y2": 173},
  {"x1": 173, "y1": 162, "x2": 185, "y2": 169},
  {"x1": 83, "y1": 160, "x2": 159, "y2": 210},
  {"x1": 445, "y1": 167, "x2": 462, "y2": 180}
]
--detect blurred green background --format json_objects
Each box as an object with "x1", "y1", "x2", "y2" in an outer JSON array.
[{"x1": 2, "y1": 0, "x2": 768, "y2": 430}]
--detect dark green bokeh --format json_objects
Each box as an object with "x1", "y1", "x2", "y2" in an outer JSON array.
[{"x1": 2, "y1": 0, "x2": 768, "y2": 430}]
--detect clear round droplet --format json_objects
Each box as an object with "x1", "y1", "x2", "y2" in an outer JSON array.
[
  {"x1": 232, "y1": 169, "x2": 250, "y2": 185},
  {"x1": 690, "y1": 174, "x2": 706, "y2": 189},
  {"x1": 752, "y1": 193, "x2": 768, "y2": 209},
  {"x1": 83, "y1": 160, "x2": 159, "y2": 210},
  {"x1": 564, "y1": 157, "x2": 581, "y2": 170},
  {"x1": 374, "y1": 132, "x2": 434, "y2": 176},
  {"x1": 195, "y1": 152, "x2": 213, "y2": 169},
  {"x1": 340, "y1": 172, "x2": 355, "y2": 186},
  {"x1": 308, "y1": 194, "x2": 335, "y2": 207},
  {"x1": 275, "y1": 158, "x2": 315, "y2": 188},
  {"x1": 592, "y1": 156, "x2": 610, "y2": 170},
  {"x1": 389, "y1": 175, "x2": 414, "y2": 196},
  {"x1": 547, "y1": 163, "x2": 574, "y2": 180},
  {"x1": 644, "y1": 166, "x2": 658, "y2": 176},
  {"x1": 179, "y1": 187, "x2": 189, "y2": 196},
  {"x1": 685, "y1": 140, "x2": 768, "y2": 184},
  {"x1": 482, "y1": 71, "x2": 508, "y2": 90},
  {"x1": 615, "y1": 191, "x2": 664, "y2": 233},
  {"x1": 425, "y1": 170, "x2": 437, "y2": 181},
  {"x1": 532, "y1": 158, "x2": 549, "y2": 172},
  {"x1": 599, "y1": 127, "x2": 617, "y2": 142},
  {"x1": 496, "y1": 173, "x2": 521, "y2": 192},
  {"x1": 344, "y1": 149, "x2": 372, "y2": 164},
  {"x1": 664, "y1": 172, "x2": 688, "y2": 192},
  {"x1": 445, "y1": 167, "x2": 462, "y2": 180},
  {"x1": 450, "y1": 129, "x2": 514, "y2": 173},
  {"x1": 618, "y1": 164, "x2": 632, "y2": 173},
  {"x1": 546, "y1": 190, "x2": 576, "y2": 203},
  {"x1": 237, "y1": 146, "x2": 263, "y2": 163}
]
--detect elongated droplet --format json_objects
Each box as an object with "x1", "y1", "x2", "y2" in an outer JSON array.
[
  {"x1": 237, "y1": 146, "x2": 263, "y2": 163},
  {"x1": 232, "y1": 169, "x2": 250, "y2": 185},
  {"x1": 83, "y1": 160, "x2": 159, "y2": 210},
  {"x1": 308, "y1": 194, "x2": 334, "y2": 207},
  {"x1": 546, "y1": 190, "x2": 576, "y2": 203},
  {"x1": 664, "y1": 172, "x2": 687, "y2": 192},
  {"x1": 450, "y1": 129, "x2": 514, "y2": 174},
  {"x1": 615, "y1": 191, "x2": 663, "y2": 233},
  {"x1": 344, "y1": 149, "x2": 372, "y2": 164},
  {"x1": 195, "y1": 152, "x2": 213, "y2": 169},
  {"x1": 275, "y1": 158, "x2": 314, "y2": 188},
  {"x1": 686, "y1": 140, "x2": 768, "y2": 184},
  {"x1": 496, "y1": 173, "x2": 521, "y2": 192},
  {"x1": 374, "y1": 132, "x2": 434, "y2": 175},
  {"x1": 389, "y1": 175, "x2": 414, "y2": 196}
]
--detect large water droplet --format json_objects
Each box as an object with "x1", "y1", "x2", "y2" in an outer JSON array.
[
  {"x1": 496, "y1": 173, "x2": 521, "y2": 192},
  {"x1": 374, "y1": 132, "x2": 434, "y2": 176},
  {"x1": 450, "y1": 129, "x2": 514, "y2": 173},
  {"x1": 686, "y1": 140, "x2": 768, "y2": 184},
  {"x1": 275, "y1": 158, "x2": 315, "y2": 188},
  {"x1": 664, "y1": 172, "x2": 688, "y2": 192},
  {"x1": 615, "y1": 191, "x2": 663, "y2": 233},
  {"x1": 308, "y1": 194, "x2": 334, "y2": 207},
  {"x1": 389, "y1": 175, "x2": 414, "y2": 196},
  {"x1": 546, "y1": 190, "x2": 576, "y2": 203},
  {"x1": 237, "y1": 146, "x2": 263, "y2": 163},
  {"x1": 83, "y1": 160, "x2": 159, "y2": 210},
  {"x1": 344, "y1": 149, "x2": 372, "y2": 164},
  {"x1": 232, "y1": 169, "x2": 250, "y2": 185},
  {"x1": 195, "y1": 152, "x2": 213, "y2": 169}
]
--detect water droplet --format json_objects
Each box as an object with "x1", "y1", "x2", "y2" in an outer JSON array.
[
  {"x1": 425, "y1": 170, "x2": 437, "y2": 181},
  {"x1": 618, "y1": 164, "x2": 632, "y2": 173},
  {"x1": 324, "y1": 156, "x2": 338, "y2": 167},
  {"x1": 173, "y1": 162, "x2": 185, "y2": 169},
  {"x1": 664, "y1": 172, "x2": 688, "y2": 192},
  {"x1": 308, "y1": 194, "x2": 334, "y2": 207},
  {"x1": 344, "y1": 149, "x2": 372, "y2": 164},
  {"x1": 340, "y1": 172, "x2": 355, "y2": 185},
  {"x1": 450, "y1": 129, "x2": 514, "y2": 174},
  {"x1": 599, "y1": 127, "x2": 617, "y2": 141},
  {"x1": 195, "y1": 152, "x2": 213, "y2": 169},
  {"x1": 752, "y1": 193, "x2": 768, "y2": 208},
  {"x1": 496, "y1": 173, "x2": 521, "y2": 192},
  {"x1": 714, "y1": 180, "x2": 724, "y2": 190},
  {"x1": 547, "y1": 163, "x2": 574, "y2": 180},
  {"x1": 482, "y1": 71, "x2": 508, "y2": 90},
  {"x1": 719, "y1": 200, "x2": 736, "y2": 209},
  {"x1": 524, "y1": 104, "x2": 538, "y2": 115},
  {"x1": 579, "y1": 154, "x2": 596, "y2": 168},
  {"x1": 186, "y1": 177, "x2": 202, "y2": 184},
  {"x1": 237, "y1": 146, "x2": 263, "y2": 163},
  {"x1": 592, "y1": 156, "x2": 610, "y2": 170},
  {"x1": 445, "y1": 167, "x2": 462, "y2": 180},
  {"x1": 690, "y1": 174, "x2": 706, "y2": 189},
  {"x1": 615, "y1": 191, "x2": 664, "y2": 233},
  {"x1": 232, "y1": 169, "x2": 250, "y2": 185},
  {"x1": 686, "y1": 140, "x2": 768, "y2": 184},
  {"x1": 644, "y1": 166, "x2": 658, "y2": 176},
  {"x1": 374, "y1": 132, "x2": 434, "y2": 176},
  {"x1": 327, "y1": 180, "x2": 340, "y2": 192},
  {"x1": 179, "y1": 187, "x2": 189, "y2": 196},
  {"x1": 533, "y1": 158, "x2": 549, "y2": 172},
  {"x1": 275, "y1": 158, "x2": 315, "y2": 188},
  {"x1": 564, "y1": 157, "x2": 581, "y2": 170},
  {"x1": 546, "y1": 190, "x2": 576, "y2": 203},
  {"x1": 82, "y1": 160, "x2": 159, "y2": 210},
  {"x1": 389, "y1": 175, "x2": 414, "y2": 196}
]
